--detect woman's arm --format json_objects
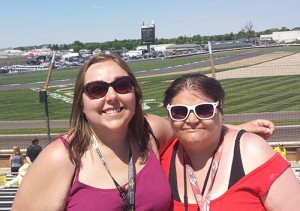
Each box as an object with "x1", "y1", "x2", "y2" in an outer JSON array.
[
  {"x1": 25, "y1": 156, "x2": 32, "y2": 165},
  {"x1": 240, "y1": 132, "x2": 300, "y2": 211},
  {"x1": 21, "y1": 154, "x2": 24, "y2": 165},
  {"x1": 147, "y1": 115, "x2": 275, "y2": 153},
  {"x1": 225, "y1": 119, "x2": 275, "y2": 140},
  {"x1": 262, "y1": 166, "x2": 300, "y2": 211},
  {"x1": 9, "y1": 155, "x2": 12, "y2": 167},
  {"x1": 12, "y1": 138, "x2": 76, "y2": 211}
]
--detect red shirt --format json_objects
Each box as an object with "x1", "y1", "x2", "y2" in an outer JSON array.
[{"x1": 160, "y1": 137, "x2": 290, "y2": 211}]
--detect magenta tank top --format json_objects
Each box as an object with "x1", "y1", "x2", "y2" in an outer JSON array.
[{"x1": 60, "y1": 136, "x2": 171, "y2": 210}]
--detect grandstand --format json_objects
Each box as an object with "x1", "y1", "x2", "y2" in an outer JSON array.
[{"x1": 202, "y1": 42, "x2": 252, "y2": 51}]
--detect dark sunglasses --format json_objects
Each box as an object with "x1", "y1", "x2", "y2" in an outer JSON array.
[
  {"x1": 84, "y1": 76, "x2": 134, "y2": 99},
  {"x1": 167, "y1": 101, "x2": 219, "y2": 121}
]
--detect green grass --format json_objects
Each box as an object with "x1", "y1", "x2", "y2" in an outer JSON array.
[
  {"x1": 0, "y1": 128, "x2": 69, "y2": 135},
  {"x1": 222, "y1": 75, "x2": 300, "y2": 114},
  {"x1": 1, "y1": 73, "x2": 299, "y2": 121},
  {"x1": 1, "y1": 70, "x2": 299, "y2": 121},
  {"x1": 0, "y1": 88, "x2": 73, "y2": 120},
  {"x1": 0, "y1": 67, "x2": 80, "y2": 86}
]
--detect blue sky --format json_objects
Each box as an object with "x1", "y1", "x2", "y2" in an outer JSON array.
[{"x1": 0, "y1": 0, "x2": 299, "y2": 49}]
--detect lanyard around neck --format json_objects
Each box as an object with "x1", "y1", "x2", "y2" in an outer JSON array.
[
  {"x1": 183, "y1": 131, "x2": 224, "y2": 211},
  {"x1": 91, "y1": 134, "x2": 135, "y2": 211}
]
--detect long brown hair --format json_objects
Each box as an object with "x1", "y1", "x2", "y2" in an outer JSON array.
[{"x1": 69, "y1": 54, "x2": 149, "y2": 167}]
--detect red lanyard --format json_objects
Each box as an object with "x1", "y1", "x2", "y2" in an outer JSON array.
[{"x1": 183, "y1": 132, "x2": 224, "y2": 211}]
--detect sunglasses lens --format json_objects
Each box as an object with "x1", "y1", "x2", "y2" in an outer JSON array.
[
  {"x1": 113, "y1": 77, "x2": 133, "y2": 94},
  {"x1": 86, "y1": 82, "x2": 108, "y2": 99},
  {"x1": 195, "y1": 104, "x2": 214, "y2": 118},
  {"x1": 171, "y1": 106, "x2": 188, "y2": 120},
  {"x1": 85, "y1": 77, "x2": 134, "y2": 99}
]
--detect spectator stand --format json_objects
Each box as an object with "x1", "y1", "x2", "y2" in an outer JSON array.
[{"x1": 0, "y1": 172, "x2": 18, "y2": 210}]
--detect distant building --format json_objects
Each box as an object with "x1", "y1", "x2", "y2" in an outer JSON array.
[
  {"x1": 260, "y1": 34, "x2": 273, "y2": 41},
  {"x1": 166, "y1": 44, "x2": 201, "y2": 52},
  {"x1": 62, "y1": 53, "x2": 79, "y2": 59},
  {"x1": 123, "y1": 50, "x2": 144, "y2": 58},
  {"x1": 0, "y1": 49, "x2": 24, "y2": 56},
  {"x1": 136, "y1": 44, "x2": 174, "y2": 52},
  {"x1": 260, "y1": 31, "x2": 300, "y2": 43}
]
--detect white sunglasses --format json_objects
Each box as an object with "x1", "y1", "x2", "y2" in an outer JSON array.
[{"x1": 167, "y1": 101, "x2": 219, "y2": 121}]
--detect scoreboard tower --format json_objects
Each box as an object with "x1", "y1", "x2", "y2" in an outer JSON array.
[{"x1": 141, "y1": 21, "x2": 155, "y2": 52}]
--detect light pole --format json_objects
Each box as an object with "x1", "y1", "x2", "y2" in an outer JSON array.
[
  {"x1": 208, "y1": 41, "x2": 216, "y2": 79},
  {"x1": 39, "y1": 51, "x2": 56, "y2": 142}
]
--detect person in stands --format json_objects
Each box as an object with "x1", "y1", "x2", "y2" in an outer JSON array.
[
  {"x1": 274, "y1": 142, "x2": 287, "y2": 160},
  {"x1": 0, "y1": 163, "x2": 30, "y2": 189},
  {"x1": 10, "y1": 145, "x2": 23, "y2": 174},
  {"x1": 25, "y1": 137, "x2": 42, "y2": 165}
]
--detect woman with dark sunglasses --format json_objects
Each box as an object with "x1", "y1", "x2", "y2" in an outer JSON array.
[
  {"x1": 13, "y1": 54, "x2": 172, "y2": 210},
  {"x1": 160, "y1": 73, "x2": 300, "y2": 211},
  {"x1": 13, "y1": 55, "x2": 277, "y2": 211}
]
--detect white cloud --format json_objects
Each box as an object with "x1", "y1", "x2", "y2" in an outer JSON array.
[{"x1": 92, "y1": 5, "x2": 102, "y2": 9}]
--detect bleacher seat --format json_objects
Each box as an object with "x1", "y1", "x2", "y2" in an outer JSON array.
[{"x1": 0, "y1": 174, "x2": 18, "y2": 210}]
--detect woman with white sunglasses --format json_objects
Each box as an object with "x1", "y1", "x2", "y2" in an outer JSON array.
[{"x1": 159, "y1": 73, "x2": 300, "y2": 211}]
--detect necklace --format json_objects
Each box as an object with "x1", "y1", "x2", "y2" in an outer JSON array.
[
  {"x1": 91, "y1": 134, "x2": 135, "y2": 211},
  {"x1": 183, "y1": 130, "x2": 224, "y2": 211}
]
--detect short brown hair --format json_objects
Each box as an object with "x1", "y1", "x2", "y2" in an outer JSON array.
[{"x1": 32, "y1": 137, "x2": 39, "y2": 144}]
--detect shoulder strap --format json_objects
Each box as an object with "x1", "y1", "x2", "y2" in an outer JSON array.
[
  {"x1": 59, "y1": 136, "x2": 77, "y2": 185},
  {"x1": 228, "y1": 130, "x2": 246, "y2": 189},
  {"x1": 59, "y1": 136, "x2": 69, "y2": 149},
  {"x1": 59, "y1": 136, "x2": 75, "y2": 159},
  {"x1": 149, "y1": 129, "x2": 160, "y2": 150},
  {"x1": 169, "y1": 141, "x2": 181, "y2": 202}
]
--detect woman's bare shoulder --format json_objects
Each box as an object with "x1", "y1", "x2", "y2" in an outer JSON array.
[
  {"x1": 42, "y1": 137, "x2": 71, "y2": 162},
  {"x1": 239, "y1": 131, "x2": 276, "y2": 174}
]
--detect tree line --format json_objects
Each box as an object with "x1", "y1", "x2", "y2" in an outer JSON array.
[{"x1": 15, "y1": 25, "x2": 300, "y2": 53}]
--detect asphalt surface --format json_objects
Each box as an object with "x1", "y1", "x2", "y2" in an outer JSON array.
[{"x1": 133, "y1": 50, "x2": 271, "y2": 77}]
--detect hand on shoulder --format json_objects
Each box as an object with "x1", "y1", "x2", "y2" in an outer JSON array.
[{"x1": 226, "y1": 119, "x2": 275, "y2": 140}]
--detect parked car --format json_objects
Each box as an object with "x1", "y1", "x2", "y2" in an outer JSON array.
[{"x1": 0, "y1": 69, "x2": 9, "y2": 74}]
